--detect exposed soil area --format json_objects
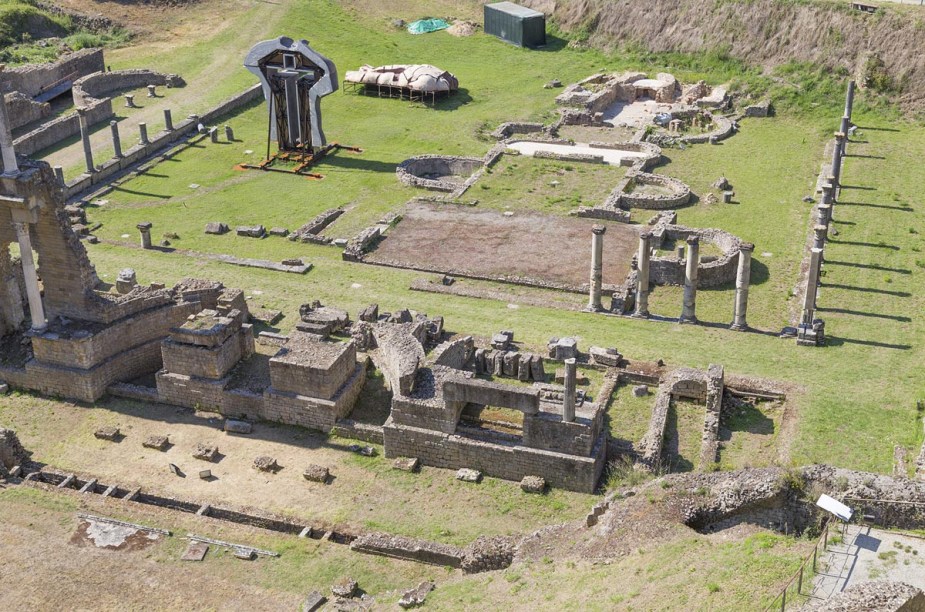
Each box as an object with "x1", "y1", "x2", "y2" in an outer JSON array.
[{"x1": 367, "y1": 203, "x2": 639, "y2": 289}]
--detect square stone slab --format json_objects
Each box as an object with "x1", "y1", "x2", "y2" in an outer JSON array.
[
  {"x1": 254, "y1": 456, "x2": 279, "y2": 472},
  {"x1": 303, "y1": 464, "x2": 330, "y2": 483},
  {"x1": 181, "y1": 541, "x2": 209, "y2": 561},
  {"x1": 456, "y1": 468, "x2": 482, "y2": 483},
  {"x1": 193, "y1": 443, "x2": 218, "y2": 461},
  {"x1": 142, "y1": 435, "x2": 169, "y2": 451},
  {"x1": 392, "y1": 457, "x2": 420, "y2": 473},
  {"x1": 94, "y1": 426, "x2": 120, "y2": 441}
]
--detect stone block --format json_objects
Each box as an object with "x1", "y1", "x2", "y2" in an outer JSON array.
[
  {"x1": 94, "y1": 426, "x2": 120, "y2": 441},
  {"x1": 491, "y1": 333, "x2": 510, "y2": 351},
  {"x1": 253, "y1": 455, "x2": 279, "y2": 472},
  {"x1": 268, "y1": 227, "x2": 289, "y2": 237},
  {"x1": 399, "y1": 582, "x2": 435, "y2": 609},
  {"x1": 236, "y1": 225, "x2": 266, "y2": 238},
  {"x1": 224, "y1": 419, "x2": 253, "y2": 434},
  {"x1": 281, "y1": 258, "x2": 303, "y2": 266},
  {"x1": 332, "y1": 577, "x2": 358, "y2": 598},
  {"x1": 198, "y1": 469, "x2": 212, "y2": 479},
  {"x1": 633, "y1": 385, "x2": 649, "y2": 397},
  {"x1": 554, "y1": 368, "x2": 589, "y2": 385},
  {"x1": 520, "y1": 476, "x2": 546, "y2": 494},
  {"x1": 234, "y1": 548, "x2": 256, "y2": 560},
  {"x1": 529, "y1": 354, "x2": 546, "y2": 382},
  {"x1": 589, "y1": 346, "x2": 621, "y2": 367},
  {"x1": 349, "y1": 444, "x2": 376, "y2": 457},
  {"x1": 303, "y1": 464, "x2": 330, "y2": 483},
  {"x1": 142, "y1": 435, "x2": 169, "y2": 451},
  {"x1": 181, "y1": 541, "x2": 209, "y2": 561},
  {"x1": 302, "y1": 591, "x2": 326, "y2": 612},
  {"x1": 193, "y1": 443, "x2": 218, "y2": 461},
  {"x1": 392, "y1": 457, "x2": 420, "y2": 472},
  {"x1": 204, "y1": 222, "x2": 229, "y2": 235},
  {"x1": 502, "y1": 351, "x2": 520, "y2": 377},
  {"x1": 359, "y1": 303, "x2": 379, "y2": 322},
  {"x1": 456, "y1": 468, "x2": 482, "y2": 483}
]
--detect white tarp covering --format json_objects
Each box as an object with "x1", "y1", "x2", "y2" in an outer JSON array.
[{"x1": 344, "y1": 64, "x2": 459, "y2": 93}]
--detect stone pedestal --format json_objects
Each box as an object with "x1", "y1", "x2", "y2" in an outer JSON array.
[
  {"x1": 147, "y1": 84, "x2": 156, "y2": 98},
  {"x1": 125, "y1": 94, "x2": 136, "y2": 108},
  {"x1": 587, "y1": 225, "x2": 606, "y2": 311},
  {"x1": 12, "y1": 221, "x2": 45, "y2": 331},
  {"x1": 813, "y1": 224, "x2": 827, "y2": 252},
  {"x1": 110, "y1": 121, "x2": 122, "y2": 158},
  {"x1": 634, "y1": 232, "x2": 651, "y2": 318},
  {"x1": 209, "y1": 127, "x2": 218, "y2": 143},
  {"x1": 77, "y1": 107, "x2": 94, "y2": 174},
  {"x1": 562, "y1": 358, "x2": 577, "y2": 423},
  {"x1": 798, "y1": 247, "x2": 825, "y2": 347},
  {"x1": 680, "y1": 235, "x2": 700, "y2": 323},
  {"x1": 225, "y1": 125, "x2": 234, "y2": 141},
  {"x1": 137, "y1": 222, "x2": 153, "y2": 249},
  {"x1": 139, "y1": 122, "x2": 149, "y2": 145},
  {"x1": 116, "y1": 268, "x2": 138, "y2": 294},
  {"x1": 730, "y1": 243, "x2": 754, "y2": 331}
]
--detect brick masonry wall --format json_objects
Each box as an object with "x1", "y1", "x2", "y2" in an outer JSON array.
[
  {"x1": 156, "y1": 371, "x2": 227, "y2": 412},
  {"x1": 161, "y1": 330, "x2": 244, "y2": 380},
  {"x1": 269, "y1": 342, "x2": 356, "y2": 399},
  {"x1": 5, "y1": 92, "x2": 51, "y2": 131}
]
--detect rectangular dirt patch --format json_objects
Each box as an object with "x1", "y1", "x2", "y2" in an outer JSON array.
[{"x1": 366, "y1": 203, "x2": 639, "y2": 289}]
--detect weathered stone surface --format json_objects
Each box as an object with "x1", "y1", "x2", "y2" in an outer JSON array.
[
  {"x1": 350, "y1": 532, "x2": 463, "y2": 567},
  {"x1": 204, "y1": 222, "x2": 229, "y2": 235},
  {"x1": 456, "y1": 468, "x2": 482, "y2": 483},
  {"x1": 253, "y1": 455, "x2": 279, "y2": 472},
  {"x1": 398, "y1": 582, "x2": 435, "y2": 609},
  {"x1": 520, "y1": 475, "x2": 546, "y2": 493},
  {"x1": 193, "y1": 443, "x2": 218, "y2": 461},
  {"x1": 303, "y1": 464, "x2": 330, "y2": 483},
  {"x1": 94, "y1": 426, "x2": 120, "y2": 441},
  {"x1": 633, "y1": 385, "x2": 649, "y2": 397},
  {"x1": 181, "y1": 540, "x2": 209, "y2": 561},
  {"x1": 302, "y1": 591, "x2": 327, "y2": 612},
  {"x1": 198, "y1": 469, "x2": 212, "y2": 479},
  {"x1": 268, "y1": 227, "x2": 289, "y2": 237},
  {"x1": 589, "y1": 346, "x2": 621, "y2": 367},
  {"x1": 142, "y1": 435, "x2": 169, "y2": 451},
  {"x1": 332, "y1": 577, "x2": 358, "y2": 598},
  {"x1": 0, "y1": 429, "x2": 28, "y2": 472},
  {"x1": 358, "y1": 303, "x2": 379, "y2": 322},
  {"x1": 0, "y1": 383, "x2": 9, "y2": 395},
  {"x1": 392, "y1": 457, "x2": 420, "y2": 472},
  {"x1": 224, "y1": 419, "x2": 253, "y2": 434},
  {"x1": 349, "y1": 444, "x2": 377, "y2": 457},
  {"x1": 236, "y1": 225, "x2": 266, "y2": 238},
  {"x1": 461, "y1": 535, "x2": 518, "y2": 573},
  {"x1": 548, "y1": 337, "x2": 578, "y2": 360}
]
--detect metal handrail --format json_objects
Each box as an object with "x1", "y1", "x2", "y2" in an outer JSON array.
[{"x1": 763, "y1": 522, "x2": 829, "y2": 612}]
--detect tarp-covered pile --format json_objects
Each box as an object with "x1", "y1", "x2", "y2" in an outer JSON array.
[
  {"x1": 407, "y1": 19, "x2": 449, "y2": 34},
  {"x1": 344, "y1": 65, "x2": 459, "y2": 94}
]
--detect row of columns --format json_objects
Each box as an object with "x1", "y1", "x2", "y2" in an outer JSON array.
[
  {"x1": 73, "y1": 108, "x2": 179, "y2": 178},
  {"x1": 798, "y1": 80, "x2": 855, "y2": 345},
  {"x1": 586, "y1": 228, "x2": 754, "y2": 330}
]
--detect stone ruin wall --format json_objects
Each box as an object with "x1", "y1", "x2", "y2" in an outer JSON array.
[
  {"x1": 13, "y1": 97, "x2": 113, "y2": 157},
  {"x1": 0, "y1": 249, "x2": 25, "y2": 336},
  {"x1": 5, "y1": 92, "x2": 50, "y2": 131},
  {"x1": 71, "y1": 69, "x2": 184, "y2": 107},
  {"x1": 395, "y1": 155, "x2": 484, "y2": 191},
  {"x1": 0, "y1": 48, "x2": 104, "y2": 98}
]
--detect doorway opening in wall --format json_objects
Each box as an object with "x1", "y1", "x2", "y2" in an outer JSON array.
[{"x1": 457, "y1": 403, "x2": 524, "y2": 444}]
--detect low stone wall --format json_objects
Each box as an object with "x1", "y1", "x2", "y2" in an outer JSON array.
[
  {"x1": 647, "y1": 225, "x2": 742, "y2": 288},
  {"x1": 350, "y1": 532, "x2": 464, "y2": 567},
  {"x1": 330, "y1": 419, "x2": 384, "y2": 445},
  {"x1": 6, "y1": 92, "x2": 50, "y2": 131},
  {"x1": 72, "y1": 69, "x2": 184, "y2": 107},
  {"x1": 614, "y1": 172, "x2": 691, "y2": 210},
  {"x1": 0, "y1": 48, "x2": 104, "y2": 98},
  {"x1": 396, "y1": 155, "x2": 483, "y2": 191},
  {"x1": 64, "y1": 84, "x2": 262, "y2": 199},
  {"x1": 491, "y1": 121, "x2": 545, "y2": 140},
  {"x1": 533, "y1": 150, "x2": 604, "y2": 164},
  {"x1": 14, "y1": 97, "x2": 113, "y2": 157},
  {"x1": 680, "y1": 113, "x2": 735, "y2": 144}
]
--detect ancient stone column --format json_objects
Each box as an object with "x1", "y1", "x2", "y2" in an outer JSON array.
[
  {"x1": 831, "y1": 133, "x2": 844, "y2": 188},
  {"x1": 587, "y1": 224, "x2": 606, "y2": 311},
  {"x1": 818, "y1": 203, "x2": 833, "y2": 238},
  {"x1": 839, "y1": 116, "x2": 850, "y2": 156},
  {"x1": 12, "y1": 221, "x2": 46, "y2": 331},
  {"x1": 844, "y1": 80, "x2": 856, "y2": 120},
  {"x1": 53, "y1": 166, "x2": 65, "y2": 186},
  {"x1": 124, "y1": 94, "x2": 135, "y2": 108},
  {"x1": 562, "y1": 357, "x2": 577, "y2": 423},
  {"x1": 164, "y1": 109, "x2": 174, "y2": 131},
  {"x1": 801, "y1": 247, "x2": 823, "y2": 326},
  {"x1": 634, "y1": 231, "x2": 651, "y2": 318},
  {"x1": 209, "y1": 127, "x2": 218, "y2": 143},
  {"x1": 813, "y1": 224, "x2": 827, "y2": 252},
  {"x1": 110, "y1": 121, "x2": 123, "y2": 158},
  {"x1": 680, "y1": 235, "x2": 700, "y2": 324},
  {"x1": 225, "y1": 125, "x2": 234, "y2": 141},
  {"x1": 147, "y1": 84, "x2": 156, "y2": 98},
  {"x1": 139, "y1": 122, "x2": 149, "y2": 145},
  {"x1": 730, "y1": 242, "x2": 754, "y2": 331},
  {"x1": 137, "y1": 222, "x2": 153, "y2": 249},
  {"x1": 76, "y1": 107, "x2": 94, "y2": 174},
  {"x1": 0, "y1": 73, "x2": 19, "y2": 176}
]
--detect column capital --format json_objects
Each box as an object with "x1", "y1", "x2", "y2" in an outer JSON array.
[
  {"x1": 739, "y1": 242, "x2": 755, "y2": 253},
  {"x1": 686, "y1": 234, "x2": 699, "y2": 245},
  {"x1": 591, "y1": 224, "x2": 606, "y2": 235}
]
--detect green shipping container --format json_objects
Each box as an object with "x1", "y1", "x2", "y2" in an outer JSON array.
[{"x1": 484, "y1": 2, "x2": 546, "y2": 49}]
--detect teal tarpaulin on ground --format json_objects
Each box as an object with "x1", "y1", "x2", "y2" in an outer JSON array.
[{"x1": 407, "y1": 19, "x2": 449, "y2": 34}]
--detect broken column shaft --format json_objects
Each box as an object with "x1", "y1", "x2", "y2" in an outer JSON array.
[
  {"x1": 164, "y1": 109, "x2": 174, "y2": 131},
  {"x1": 813, "y1": 224, "x2": 827, "y2": 252},
  {"x1": 53, "y1": 166, "x2": 65, "y2": 186},
  {"x1": 844, "y1": 80, "x2": 856, "y2": 120},
  {"x1": 77, "y1": 107, "x2": 94, "y2": 174},
  {"x1": 831, "y1": 133, "x2": 844, "y2": 189},
  {"x1": 12, "y1": 221, "x2": 46, "y2": 331},
  {"x1": 562, "y1": 358, "x2": 577, "y2": 423},
  {"x1": 839, "y1": 116, "x2": 850, "y2": 156},
  {"x1": 801, "y1": 247, "x2": 823, "y2": 326},
  {"x1": 587, "y1": 224, "x2": 606, "y2": 311},
  {"x1": 730, "y1": 242, "x2": 754, "y2": 331},
  {"x1": 680, "y1": 235, "x2": 700, "y2": 323},
  {"x1": 110, "y1": 121, "x2": 122, "y2": 158},
  {"x1": 634, "y1": 231, "x2": 651, "y2": 318},
  {"x1": 137, "y1": 222, "x2": 153, "y2": 249},
  {"x1": 139, "y1": 122, "x2": 149, "y2": 145},
  {"x1": 0, "y1": 71, "x2": 19, "y2": 176}
]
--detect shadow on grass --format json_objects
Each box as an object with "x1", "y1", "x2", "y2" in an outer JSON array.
[
  {"x1": 826, "y1": 337, "x2": 912, "y2": 350},
  {"x1": 720, "y1": 402, "x2": 775, "y2": 439},
  {"x1": 110, "y1": 186, "x2": 172, "y2": 199},
  {"x1": 828, "y1": 239, "x2": 900, "y2": 250},
  {"x1": 824, "y1": 260, "x2": 911, "y2": 275},
  {"x1": 820, "y1": 282, "x2": 910, "y2": 298},
  {"x1": 320, "y1": 152, "x2": 399, "y2": 173},
  {"x1": 837, "y1": 201, "x2": 913, "y2": 212},
  {"x1": 816, "y1": 307, "x2": 911, "y2": 323}
]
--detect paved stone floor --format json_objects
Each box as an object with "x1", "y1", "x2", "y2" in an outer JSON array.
[{"x1": 811, "y1": 523, "x2": 925, "y2": 602}]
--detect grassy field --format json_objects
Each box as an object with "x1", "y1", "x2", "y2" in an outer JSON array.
[{"x1": 65, "y1": 0, "x2": 924, "y2": 473}]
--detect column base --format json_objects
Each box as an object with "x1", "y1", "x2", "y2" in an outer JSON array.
[
  {"x1": 678, "y1": 315, "x2": 697, "y2": 325},
  {"x1": 585, "y1": 304, "x2": 604, "y2": 313},
  {"x1": 631, "y1": 311, "x2": 649, "y2": 319},
  {"x1": 729, "y1": 322, "x2": 748, "y2": 332},
  {"x1": 1, "y1": 169, "x2": 21, "y2": 178}
]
